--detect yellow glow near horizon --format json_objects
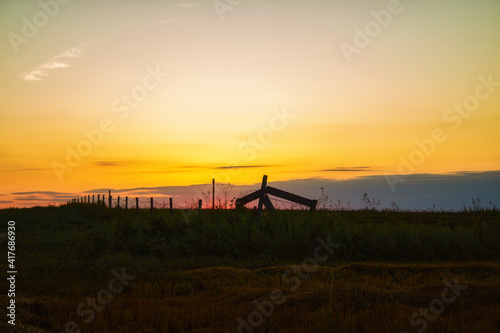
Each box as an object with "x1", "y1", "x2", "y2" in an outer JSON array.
[{"x1": 1, "y1": 0, "x2": 499, "y2": 208}]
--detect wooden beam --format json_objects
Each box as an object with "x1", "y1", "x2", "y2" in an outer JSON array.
[
  {"x1": 150, "y1": 197, "x2": 154, "y2": 218},
  {"x1": 262, "y1": 194, "x2": 275, "y2": 213},
  {"x1": 266, "y1": 186, "x2": 315, "y2": 208},
  {"x1": 235, "y1": 189, "x2": 262, "y2": 206},
  {"x1": 257, "y1": 175, "x2": 268, "y2": 217}
]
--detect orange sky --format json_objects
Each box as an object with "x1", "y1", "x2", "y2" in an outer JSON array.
[{"x1": 1, "y1": 0, "x2": 499, "y2": 208}]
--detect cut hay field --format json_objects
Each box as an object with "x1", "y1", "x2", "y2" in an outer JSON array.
[{"x1": 1, "y1": 204, "x2": 499, "y2": 332}]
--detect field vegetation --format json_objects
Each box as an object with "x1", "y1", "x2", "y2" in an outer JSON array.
[{"x1": 0, "y1": 201, "x2": 499, "y2": 332}]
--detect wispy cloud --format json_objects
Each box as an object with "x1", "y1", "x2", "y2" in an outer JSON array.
[
  {"x1": 95, "y1": 162, "x2": 123, "y2": 167},
  {"x1": 11, "y1": 191, "x2": 72, "y2": 196},
  {"x1": 177, "y1": 3, "x2": 196, "y2": 7},
  {"x1": 322, "y1": 166, "x2": 377, "y2": 172},
  {"x1": 2, "y1": 167, "x2": 49, "y2": 172},
  {"x1": 15, "y1": 196, "x2": 62, "y2": 202},
  {"x1": 21, "y1": 44, "x2": 85, "y2": 81},
  {"x1": 215, "y1": 165, "x2": 271, "y2": 170},
  {"x1": 148, "y1": 15, "x2": 211, "y2": 26}
]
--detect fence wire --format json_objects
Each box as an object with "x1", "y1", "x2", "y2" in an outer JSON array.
[{"x1": 71, "y1": 190, "x2": 314, "y2": 211}]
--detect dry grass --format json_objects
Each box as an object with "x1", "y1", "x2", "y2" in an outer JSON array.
[
  {"x1": 1, "y1": 205, "x2": 498, "y2": 332},
  {"x1": 2, "y1": 262, "x2": 499, "y2": 332}
]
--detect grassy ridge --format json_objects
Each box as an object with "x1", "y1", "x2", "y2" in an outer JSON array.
[
  {"x1": 1, "y1": 204, "x2": 499, "y2": 332},
  {"x1": 2, "y1": 204, "x2": 499, "y2": 275}
]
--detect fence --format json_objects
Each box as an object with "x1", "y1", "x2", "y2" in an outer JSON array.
[
  {"x1": 68, "y1": 176, "x2": 317, "y2": 218},
  {"x1": 68, "y1": 190, "x2": 203, "y2": 218},
  {"x1": 235, "y1": 175, "x2": 317, "y2": 216}
]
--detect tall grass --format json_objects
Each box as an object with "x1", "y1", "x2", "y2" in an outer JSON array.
[
  {"x1": 5, "y1": 203, "x2": 496, "y2": 276},
  {"x1": 1, "y1": 204, "x2": 499, "y2": 332}
]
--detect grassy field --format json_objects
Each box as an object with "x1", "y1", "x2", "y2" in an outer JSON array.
[{"x1": 0, "y1": 203, "x2": 499, "y2": 332}]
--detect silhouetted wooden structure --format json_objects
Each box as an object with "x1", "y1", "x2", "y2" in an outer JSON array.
[
  {"x1": 70, "y1": 176, "x2": 315, "y2": 218},
  {"x1": 235, "y1": 175, "x2": 317, "y2": 216}
]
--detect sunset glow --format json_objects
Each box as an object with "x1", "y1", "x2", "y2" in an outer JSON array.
[{"x1": 1, "y1": 0, "x2": 499, "y2": 208}]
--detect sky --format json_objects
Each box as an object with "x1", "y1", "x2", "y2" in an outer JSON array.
[{"x1": 1, "y1": 0, "x2": 499, "y2": 209}]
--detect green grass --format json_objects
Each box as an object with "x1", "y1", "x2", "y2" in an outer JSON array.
[
  {"x1": 2, "y1": 203, "x2": 499, "y2": 280},
  {"x1": 1, "y1": 204, "x2": 499, "y2": 332}
]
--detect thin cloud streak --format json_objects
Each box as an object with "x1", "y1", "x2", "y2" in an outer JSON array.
[
  {"x1": 20, "y1": 44, "x2": 86, "y2": 81},
  {"x1": 215, "y1": 165, "x2": 272, "y2": 170},
  {"x1": 11, "y1": 191, "x2": 72, "y2": 196},
  {"x1": 95, "y1": 162, "x2": 123, "y2": 167},
  {"x1": 322, "y1": 166, "x2": 376, "y2": 172}
]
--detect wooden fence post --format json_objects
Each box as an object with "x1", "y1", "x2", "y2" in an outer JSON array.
[
  {"x1": 117, "y1": 196, "x2": 120, "y2": 208},
  {"x1": 212, "y1": 178, "x2": 215, "y2": 210},
  {"x1": 108, "y1": 191, "x2": 112, "y2": 208},
  {"x1": 103, "y1": 195, "x2": 105, "y2": 207},
  {"x1": 150, "y1": 197, "x2": 154, "y2": 218},
  {"x1": 93, "y1": 194, "x2": 95, "y2": 204},
  {"x1": 235, "y1": 175, "x2": 316, "y2": 214},
  {"x1": 198, "y1": 199, "x2": 202, "y2": 210},
  {"x1": 136, "y1": 198, "x2": 139, "y2": 211},
  {"x1": 169, "y1": 197, "x2": 173, "y2": 214},
  {"x1": 310, "y1": 200, "x2": 318, "y2": 212},
  {"x1": 125, "y1": 196, "x2": 128, "y2": 209}
]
